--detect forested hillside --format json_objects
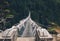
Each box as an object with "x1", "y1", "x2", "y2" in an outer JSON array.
[{"x1": 0, "y1": 0, "x2": 60, "y2": 30}]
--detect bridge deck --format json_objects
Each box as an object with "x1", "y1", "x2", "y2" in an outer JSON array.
[
  {"x1": 16, "y1": 36, "x2": 60, "y2": 41},
  {"x1": 17, "y1": 37, "x2": 35, "y2": 41}
]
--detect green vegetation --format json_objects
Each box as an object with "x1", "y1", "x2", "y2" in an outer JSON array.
[{"x1": 0, "y1": 0, "x2": 60, "y2": 30}]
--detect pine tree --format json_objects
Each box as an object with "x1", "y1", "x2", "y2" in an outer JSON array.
[{"x1": 0, "y1": 0, "x2": 13, "y2": 30}]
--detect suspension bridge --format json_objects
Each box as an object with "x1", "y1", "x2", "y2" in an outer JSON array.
[{"x1": 0, "y1": 12, "x2": 53, "y2": 41}]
